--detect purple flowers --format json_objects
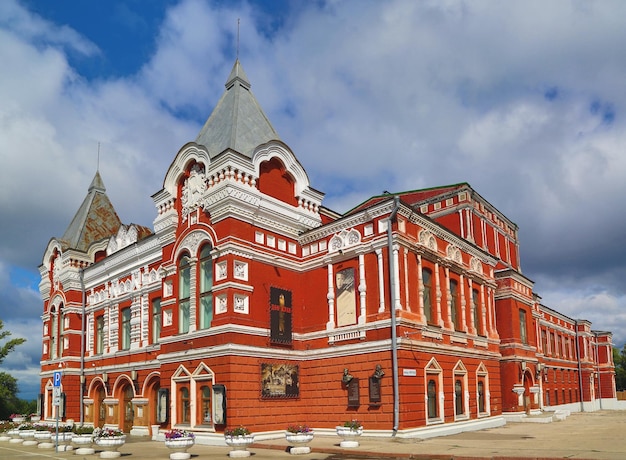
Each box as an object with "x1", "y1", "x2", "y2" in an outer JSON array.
[{"x1": 165, "y1": 429, "x2": 195, "y2": 440}]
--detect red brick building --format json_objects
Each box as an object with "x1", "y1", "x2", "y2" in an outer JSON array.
[{"x1": 38, "y1": 60, "x2": 616, "y2": 442}]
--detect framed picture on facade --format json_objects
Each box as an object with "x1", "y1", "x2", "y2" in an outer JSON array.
[
  {"x1": 269, "y1": 287, "x2": 292, "y2": 344},
  {"x1": 261, "y1": 363, "x2": 299, "y2": 398}
]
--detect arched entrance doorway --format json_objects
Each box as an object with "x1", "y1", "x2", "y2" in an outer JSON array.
[
  {"x1": 95, "y1": 385, "x2": 106, "y2": 428},
  {"x1": 523, "y1": 369, "x2": 534, "y2": 413},
  {"x1": 122, "y1": 385, "x2": 134, "y2": 433}
]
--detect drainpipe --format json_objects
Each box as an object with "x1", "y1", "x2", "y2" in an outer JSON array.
[
  {"x1": 387, "y1": 196, "x2": 400, "y2": 435},
  {"x1": 80, "y1": 268, "x2": 85, "y2": 424},
  {"x1": 574, "y1": 320, "x2": 584, "y2": 412},
  {"x1": 595, "y1": 332, "x2": 602, "y2": 409}
]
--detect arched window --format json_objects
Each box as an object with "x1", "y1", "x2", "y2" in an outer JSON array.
[
  {"x1": 455, "y1": 379, "x2": 464, "y2": 415},
  {"x1": 199, "y1": 245, "x2": 213, "y2": 329},
  {"x1": 427, "y1": 379, "x2": 438, "y2": 419},
  {"x1": 178, "y1": 255, "x2": 191, "y2": 334},
  {"x1": 180, "y1": 387, "x2": 190, "y2": 423},
  {"x1": 50, "y1": 306, "x2": 61, "y2": 359},
  {"x1": 478, "y1": 380, "x2": 485, "y2": 413},
  {"x1": 422, "y1": 268, "x2": 433, "y2": 324},
  {"x1": 199, "y1": 385, "x2": 212, "y2": 424}
]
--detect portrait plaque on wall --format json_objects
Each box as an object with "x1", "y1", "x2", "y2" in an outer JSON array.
[
  {"x1": 270, "y1": 287, "x2": 292, "y2": 344},
  {"x1": 261, "y1": 363, "x2": 299, "y2": 398},
  {"x1": 369, "y1": 376, "x2": 381, "y2": 405},
  {"x1": 347, "y1": 378, "x2": 360, "y2": 407}
]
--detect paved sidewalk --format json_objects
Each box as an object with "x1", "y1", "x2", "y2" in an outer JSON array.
[{"x1": 2, "y1": 410, "x2": 626, "y2": 460}]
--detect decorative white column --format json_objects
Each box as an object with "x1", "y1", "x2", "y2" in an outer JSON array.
[
  {"x1": 468, "y1": 277, "x2": 477, "y2": 335},
  {"x1": 459, "y1": 273, "x2": 467, "y2": 332},
  {"x1": 417, "y1": 254, "x2": 425, "y2": 323},
  {"x1": 376, "y1": 249, "x2": 385, "y2": 313},
  {"x1": 434, "y1": 262, "x2": 443, "y2": 327},
  {"x1": 403, "y1": 249, "x2": 410, "y2": 312},
  {"x1": 444, "y1": 266, "x2": 453, "y2": 329},
  {"x1": 188, "y1": 257, "x2": 198, "y2": 333},
  {"x1": 392, "y1": 244, "x2": 401, "y2": 310}
]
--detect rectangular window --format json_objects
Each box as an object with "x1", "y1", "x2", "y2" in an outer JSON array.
[
  {"x1": 199, "y1": 246, "x2": 213, "y2": 329},
  {"x1": 121, "y1": 307, "x2": 131, "y2": 350},
  {"x1": 179, "y1": 301, "x2": 190, "y2": 334},
  {"x1": 422, "y1": 268, "x2": 433, "y2": 324},
  {"x1": 450, "y1": 279, "x2": 459, "y2": 330},
  {"x1": 519, "y1": 309, "x2": 527, "y2": 344},
  {"x1": 95, "y1": 316, "x2": 104, "y2": 354},
  {"x1": 152, "y1": 298, "x2": 161, "y2": 343},
  {"x1": 336, "y1": 267, "x2": 357, "y2": 327}
]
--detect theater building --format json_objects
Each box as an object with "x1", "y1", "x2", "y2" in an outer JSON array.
[{"x1": 38, "y1": 60, "x2": 616, "y2": 441}]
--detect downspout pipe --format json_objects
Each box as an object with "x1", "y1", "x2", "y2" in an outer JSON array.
[
  {"x1": 387, "y1": 196, "x2": 401, "y2": 435},
  {"x1": 575, "y1": 320, "x2": 584, "y2": 412},
  {"x1": 595, "y1": 332, "x2": 602, "y2": 409},
  {"x1": 79, "y1": 269, "x2": 85, "y2": 425}
]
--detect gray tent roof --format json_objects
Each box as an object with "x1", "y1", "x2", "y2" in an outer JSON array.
[
  {"x1": 60, "y1": 171, "x2": 122, "y2": 252},
  {"x1": 195, "y1": 59, "x2": 281, "y2": 158}
]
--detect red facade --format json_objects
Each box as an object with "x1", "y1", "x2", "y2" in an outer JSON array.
[{"x1": 38, "y1": 60, "x2": 616, "y2": 442}]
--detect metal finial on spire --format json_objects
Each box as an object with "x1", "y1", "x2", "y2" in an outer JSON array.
[
  {"x1": 97, "y1": 142, "x2": 100, "y2": 171},
  {"x1": 236, "y1": 18, "x2": 240, "y2": 60}
]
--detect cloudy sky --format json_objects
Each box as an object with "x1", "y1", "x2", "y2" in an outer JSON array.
[{"x1": 1, "y1": 0, "x2": 625, "y2": 399}]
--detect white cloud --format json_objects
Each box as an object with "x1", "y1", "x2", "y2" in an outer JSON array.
[{"x1": 2, "y1": 0, "x2": 626, "y2": 400}]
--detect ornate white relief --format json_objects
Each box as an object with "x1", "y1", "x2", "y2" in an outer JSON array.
[
  {"x1": 216, "y1": 295, "x2": 227, "y2": 314},
  {"x1": 233, "y1": 294, "x2": 249, "y2": 314},
  {"x1": 470, "y1": 257, "x2": 483, "y2": 274},
  {"x1": 233, "y1": 261, "x2": 248, "y2": 281},
  {"x1": 163, "y1": 309, "x2": 173, "y2": 326},
  {"x1": 446, "y1": 244, "x2": 463, "y2": 264},
  {"x1": 178, "y1": 230, "x2": 209, "y2": 257},
  {"x1": 328, "y1": 228, "x2": 362, "y2": 254},
  {"x1": 215, "y1": 261, "x2": 227, "y2": 281},
  {"x1": 418, "y1": 230, "x2": 438, "y2": 252},
  {"x1": 163, "y1": 280, "x2": 173, "y2": 297},
  {"x1": 107, "y1": 224, "x2": 140, "y2": 255},
  {"x1": 181, "y1": 163, "x2": 207, "y2": 222}
]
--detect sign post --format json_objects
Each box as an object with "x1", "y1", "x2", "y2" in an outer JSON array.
[{"x1": 53, "y1": 371, "x2": 61, "y2": 452}]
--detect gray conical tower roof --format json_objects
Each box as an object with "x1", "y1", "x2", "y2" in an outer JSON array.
[
  {"x1": 195, "y1": 59, "x2": 281, "y2": 158},
  {"x1": 60, "y1": 171, "x2": 122, "y2": 252}
]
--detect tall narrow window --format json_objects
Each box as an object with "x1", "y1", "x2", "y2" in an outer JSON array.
[
  {"x1": 152, "y1": 298, "x2": 161, "y2": 344},
  {"x1": 450, "y1": 279, "x2": 459, "y2": 330},
  {"x1": 121, "y1": 307, "x2": 131, "y2": 350},
  {"x1": 472, "y1": 289, "x2": 480, "y2": 332},
  {"x1": 179, "y1": 255, "x2": 191, "y2": 334},
  {"x1": 51, "y1": 307, "x2": 59, "y2": 359},
  {"x1": 200, "y1": 385, "x2": 212, "y2": 424},
  {"x1": 95, "y1": 316, "x2": 104, "y2": 354},
  {"x1": 455, "y1": 379, "x2": 464, "y2": 415},
  {"x1": 478, "y1": 380, "x2": 485, "y2": 413},
  {"x1": 180, "y1": 387, "x2": 190, "y2": 423},
  {"x1": 422, "y1": 268, "x2": 433, "y2": 324},
  {"x1": 199, "y1": 245, "x2": 213, "y2": 329},
  {"x1": 519, "y1": 309, "x2": 527, "y2": 344},
  {"x1": 336, "y1": 268, "x2": 356, "y2": 327},
  {"x1": 427, "y1": 379, "x2": 438, "y2": 419}
]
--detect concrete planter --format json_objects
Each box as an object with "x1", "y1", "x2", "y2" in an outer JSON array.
[
  {"x1": 164, "y1": 436, "x2": 195, "y2": 460},
  {"x1": 225, "y1": 434, "x2": 255, "y2": 458},
  {"x1": 335, "y1": 426, "x2": 363, "y2": 448}
]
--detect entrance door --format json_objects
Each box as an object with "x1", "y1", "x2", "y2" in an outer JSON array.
[
  {"x1": 123, "y1": 386, "x2": 134, "y2": 433},
  {"x1": 97, "y1": 386, "x2": 106, "y2": 427}
]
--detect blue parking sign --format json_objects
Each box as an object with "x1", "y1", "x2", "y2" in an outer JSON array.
[{"x1": 53, "y1": 371, "x2": 62, "y2": 387}]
